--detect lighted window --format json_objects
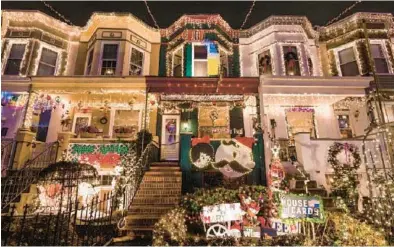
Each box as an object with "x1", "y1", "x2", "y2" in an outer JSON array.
[
  {"x1": 283, "y1": 46, "x2": 300, "y2": 76},
  {"x1": 101, "y1": 44, "x2": 118, "y2": 75},
  {"x1": 4, "y1": 44, "x2": 26, "y2": 75},
  {"x1": 85, "y1": 48, "x2": 94, "y2": 75},
  {"x1": 337, "y1": 114, "x2": 353, "y2": 138},
  {"x1": 173, "y1": 48, "x2": 183, "y2": 77},
  {"x1": 193, "y1": 45, "x2": 208, "y2": 76},
  {"x1": 258, "y1": 50, "x2": 272, "y2": 75},
  {"x1": 371, "y1": 44, "x2": 389, "y2": 74},
  {"x1": 37, "y1": 48, "x2": 58, "y2": 76},
  {"x1": 129, "y1": 48, "x2": 144, "y2": 76},
  {"x1": 338, "y1": 48, "x2": 359, "y2": 76}
]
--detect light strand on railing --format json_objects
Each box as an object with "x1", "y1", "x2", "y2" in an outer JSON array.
[
  {"x1": 41, "y1": 0, "x2": 74, "y2": 26},
  {"x1": 143, "y1": 0, "x2": 160, "y2": 29},
  {"x1": 240, "y1": 0, "x2": 256, "y2": 30},
  {"x1": 325, "y1": 1, "x2": 362, "y2": 26}
]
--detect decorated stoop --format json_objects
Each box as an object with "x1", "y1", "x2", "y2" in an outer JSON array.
[{"x1": 122, "y1": 162, "x2": 182, "y2": 236}]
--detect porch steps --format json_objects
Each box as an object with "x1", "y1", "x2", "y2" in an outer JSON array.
[{"x1": 122, "y1": 163, "x2": 182, "y2": 238}]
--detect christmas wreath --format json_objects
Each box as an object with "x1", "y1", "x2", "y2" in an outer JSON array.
[{"x1": 327, "y1": 142, "x2": 361, "y2": 170}]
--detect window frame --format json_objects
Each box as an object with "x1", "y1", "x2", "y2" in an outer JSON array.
[
  {"x1": 282, "y1": 45, "x2": 301, "y2": 76},
  {"x1": 129, "y1": 45, "x2": 144, "y2": 76},
  {"x1": 337, "y1": 46, "x2": 360, "y2": 76},
  {"x1": 85, "y1": 47, "x2": 94, "y2": 75},
  {"x1": 172, "y1": 46, "x2": 183, "y2": 77},
  {"x1": 192, "y1": 42, "x2": 208, "y2": 77},
  {"x1": 257, "y1": 49, "x2": 272, "y2": 76},
  {"x1": 2, "y1": 40, "x2": 30, "y2": 76},
  {"x1": 3, "y1": 42, "x2": 27, "y2": 76},
  {"x1": 35, "y1": 46, "x2": 60, "y2": 76},
  {"x1": 99, "y1": 41, "x2": 121, "y2": 76},
  {"x1": 370, "y1": 43, "x2": 390, "y2": 74}
]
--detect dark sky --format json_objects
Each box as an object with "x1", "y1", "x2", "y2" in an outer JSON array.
[{"x1": 2, "y1": 1, "x2": 394, "y2": 29}]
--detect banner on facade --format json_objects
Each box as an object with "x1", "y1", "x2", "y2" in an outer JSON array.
[{"x1": 279, "y1": 194, "x2": 324, "y2": 222}]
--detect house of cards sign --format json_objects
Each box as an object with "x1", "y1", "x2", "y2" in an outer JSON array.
[{"x1": 280, "y1": 194, "x2": 324, "y2": 222}]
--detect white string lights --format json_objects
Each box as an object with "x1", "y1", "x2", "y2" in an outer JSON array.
[
  {"x1": 240, "y1": 0, "x2": 256, "y2": 30},
  {"x1": 143, "y1": 0, "x2": 160, "y2": 30},
  {"x1": 325, "y1": 1, "x2": 362, "y2": 27},
  {"x1": 41, "y1": 0, "x2": 74, "y2": 26}
]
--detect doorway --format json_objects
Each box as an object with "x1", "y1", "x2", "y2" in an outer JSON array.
[{"x1": 160, "y1": 114, "x2": 180, "y2": 161}]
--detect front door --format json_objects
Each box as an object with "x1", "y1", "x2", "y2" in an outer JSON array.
[{"x1": 161, "y1": 115, "x2": 180, "y2": 161}]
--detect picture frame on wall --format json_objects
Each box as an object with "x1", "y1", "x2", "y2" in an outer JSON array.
[{"x1": 71, "y1": 113, "x2": 92, "y2": 134}]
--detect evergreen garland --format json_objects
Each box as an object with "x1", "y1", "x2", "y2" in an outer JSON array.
[
  {"x1": 158, "y1": 44, "x2": 167, "y2": 76},
  {"x1": 20, "y1": 40, "x2": 33, "y2": 76},
  {"x1": 385, "y1": 40, "x2": 394, "y2": 72},
  {"x1": 231, "y1": 45, "x2": 240, "y2": 77},
  {"x1": 327, "y1": 142, "x2": 361, "y2": 212},
  {"x1": 328, "y1": 50, "x2": 339, "y2": 76},
  {"x1": 356, "y1": 41, "x2": 372, "y2": 75},
  {"x1": 58, "y1": 51, "x2": 68, "y2": 76},
  {"x1": 1, "y1": 39, "x2": 9, "y2": 63},
  {"x1": 326, "y1": 31, "x2": 388, "y2": 50}
]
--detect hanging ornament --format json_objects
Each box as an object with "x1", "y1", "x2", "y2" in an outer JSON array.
[{"x1": 55, "y1": 96, "x2": 61, "y2": 103}]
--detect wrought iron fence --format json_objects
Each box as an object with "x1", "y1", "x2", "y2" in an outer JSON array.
[
  {"x1": 1, "y1": 139, "x2": 16, "y2": 177},
  {"x1": 1, "y1": 141, "x2": 59, "y2": 212},
  {"x1": 1, "y1": 141, "x2": 159, "y2": 246}
]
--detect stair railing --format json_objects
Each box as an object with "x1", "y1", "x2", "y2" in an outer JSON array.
[
  {"x1": 1, "y1": 139, "x2": 16, "y2": 177},
  {"x1": 1, "y1": 141, "x2": 59, "y2": 212},
  {"x1": 123, "y1": 141, "x2": 159, "y2": 212}
]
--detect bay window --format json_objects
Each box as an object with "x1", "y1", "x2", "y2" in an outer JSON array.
[
  {"x1": 129, "y1": 47, "x2": 144, "y2": 76},
  {"x1": 101, "y1": 44, "x2": 118, "y2": 75},
  {"x1": 4, "y1": 43, "x2": 26, "y2": 75},
  {"x1": 283, "y1": 46, "x2": 300, "y2": 76},
  {"x1": 371, "y1": 44, "x2": 389, "y2": 73},
  {"x1": 37, "y1": 48, "x2": 58, "y2": 76},
  {"x1": 338, "y1": 47, "x2": 359, "y2": 76}
]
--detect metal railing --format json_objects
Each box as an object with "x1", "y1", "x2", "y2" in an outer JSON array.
[
  {"x1": 1, "y1": 141, "x2": 160, "y2": 246},
  {"x1": 1, "y1": 141, "x2": 59, "y2": 212},
  {"x1": 1, "y1": 139, "x2": 16, "y2": 177}
]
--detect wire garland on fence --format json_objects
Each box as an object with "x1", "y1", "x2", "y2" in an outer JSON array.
[
  {"x1": 41, "y1": 0, "x2": 74, "y2": 26},
  {"x1": 325, "y1": 1, "x2": 362, "y2": 26},
  {"x1": 240, "y1": 0, "x2": 256, "y2": 30},
  {"x1": 143, "y1": 0, "x2": 160, "y2": 29}
]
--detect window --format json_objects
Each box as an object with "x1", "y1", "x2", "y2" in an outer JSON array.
[
  {"x1": 283, "y1": 46, "x2": 300, "y2": 76},
  {"x1": 129, "y1": 48, "x2": 144, "y2": 76},
  {"x1": 258, "y1": 50, "x2": 272, "y2": 75},
  {"x1": 371, "y1": 44, "x2": 389, "y2": 73},
  {"x1": 220, "y1": 50, "x2": 228, "y2": 77},
  {"x1": 101, "y1": 44, "x2": 118, "y2": 75},
  {"x1": 4, "y1": 44, "x2": 26, "y2": 75},
  {"x1": 37, "y1": 48, "x2": 58, "y2": 76},
  {"x1": 173, "y1": 48, "x2": 183, "y2": 77},
  {"x1": 337, "y1": 114, "x2": 353, "y2": 138},
  {"x1": 85, "y1": 49, "x2": 94, "y2": 75},
  {"x1": 338, "y1": 47, "x2": 359, "y2": 76},
  {"x1": 193, "y1": 45, "x2": 208, "y2": 76}
]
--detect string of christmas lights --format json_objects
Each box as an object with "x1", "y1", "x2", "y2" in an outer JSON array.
[
  {"x1": 41, "y1": 0, "x2": 74, "y2": 26},
  {"x1": 325, "y1": 1, "x2": 362, "y2": 26},
  {"x1": 240, "y1": 0, "x2": 256, "y2": 30},
  {"x1": 143, "y1": 0, "x2": 160, "y2": 29}
]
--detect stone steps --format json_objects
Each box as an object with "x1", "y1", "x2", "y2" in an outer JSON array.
[
  {"x1": 129, "y1": 205, "x2": 174, "y2": 215},
  {"x1": 133, "y1": 189, "x2": 181, "y2": 197}
]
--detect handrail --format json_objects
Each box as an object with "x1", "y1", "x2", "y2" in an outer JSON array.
[
  {"x1": 1, "y1": 141, "x2": 59, "y2": 212},
  {"x1": 1, "y1": 140, "x2": 16, "y2": 177}
]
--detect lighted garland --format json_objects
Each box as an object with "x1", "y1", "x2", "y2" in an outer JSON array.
[
  {"x1": 356, "y1": 40, "x2": 372, "y2": 75},
  {"x1": 328, "y1": 50, "x2": 339, "y2": 76},
  {"x1": 327, "y1": 142, "x2": 361, "y2": 212},
  {"x1": 385, "y1": 40, "x2": 394, "y2": 72}
]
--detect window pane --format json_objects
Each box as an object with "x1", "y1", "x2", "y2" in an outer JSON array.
[
  {"x1": 283, "y1": 46, "x2": 300, "y2": 76},
  {"x1": 194, "y1": 61, "x2": 207, "y2": 76},
  {"x1": 371, "y1": 44, "x2": 384, "y2": 58},
  {"x1": 101, "y1": 60, "x2": 117, "y2": 75},
  {"x1": 340, "y1": 61, "x2": 359, "y2": 76},
  {"x1": 194, "y1": 45, "x2": 207, "y2": 59},
  {"x1": 130, "y1": 48, "x2": 143, "y2": 66},
  {"x1": 375, "y1": 58, "x2": 389, "y2": 73},
  {"x1": 258, "y1": 50, "x2": 272, "y2": 75},
  {"x1": 338, "y1": 48, "x2": 356, "y2": 65},
  {"x1": 37, "y1": 63, "x2": 56, "y2": 76},
  {"x1": 102, "y1": 44, "x2": 118, "y2": 59},
  {"x1": 9, "y1": 44, "x2": 26, "y2": 59},
  {"x1": 4, "y1": 59, "x2": 22, "y2": 75},
  {"x1": 129, "y1": 64, "x2": 142, "y2": 76},
  {"x1": 40, "y1": 48, "x2": 58, "y2": 66}
]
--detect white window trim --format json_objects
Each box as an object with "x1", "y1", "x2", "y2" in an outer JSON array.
[
  {"x1": 109, "y1": 108, "x2": 143, "y2": 138},
  {"x1": 129, "y1": 44, "x2": 145, "y2": 76},
  {"x1": 33, "y1": 42, "x2": 62, "y2": 76},
  {"x1": 71, "y1": 113, "x2": 92, "y2": 134},
  {"x1": 192, "y1": 42, "x2": 208, "y2": 77},
  {"x1": 369, "y1": 40, "x2": 393, "y2": 74},
  {"x1": 84, "y1": 47, "x2": 94, "y2": 75},
  {"x1": 171, "y1": 46, "x2": 183, "y2": 77},
  {"x1": 2, "y1": 39, "x2": 29, "y2": 76},
  {"x1": 332, "y1": 41, "x2": 361, "y2": 77},
  {"x1": 99, "y1": 41, "x2": 121, "y2": 76}
]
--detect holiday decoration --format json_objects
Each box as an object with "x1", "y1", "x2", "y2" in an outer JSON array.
[{"x1": 279, "y1": 194, "x2": 324, "y2": 223}]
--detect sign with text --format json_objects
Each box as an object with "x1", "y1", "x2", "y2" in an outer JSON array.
[
  {"x1": 271, "y1": 218, "x2": 301, "y2": 235},
  {"x1": 279, "y1": 194, "x2": 324, "y2": 222},
  {"x1": 200, "y1": 203, "x2": 243, "y2": 224}
]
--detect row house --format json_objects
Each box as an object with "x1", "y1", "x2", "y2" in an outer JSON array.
[{"x1": 1, "y1": 10, "x2": 394, "y2": 203}]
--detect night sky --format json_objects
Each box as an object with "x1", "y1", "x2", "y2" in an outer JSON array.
[{"x1": 2, "y1": 1, "x2": 394, "y2": 29}]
